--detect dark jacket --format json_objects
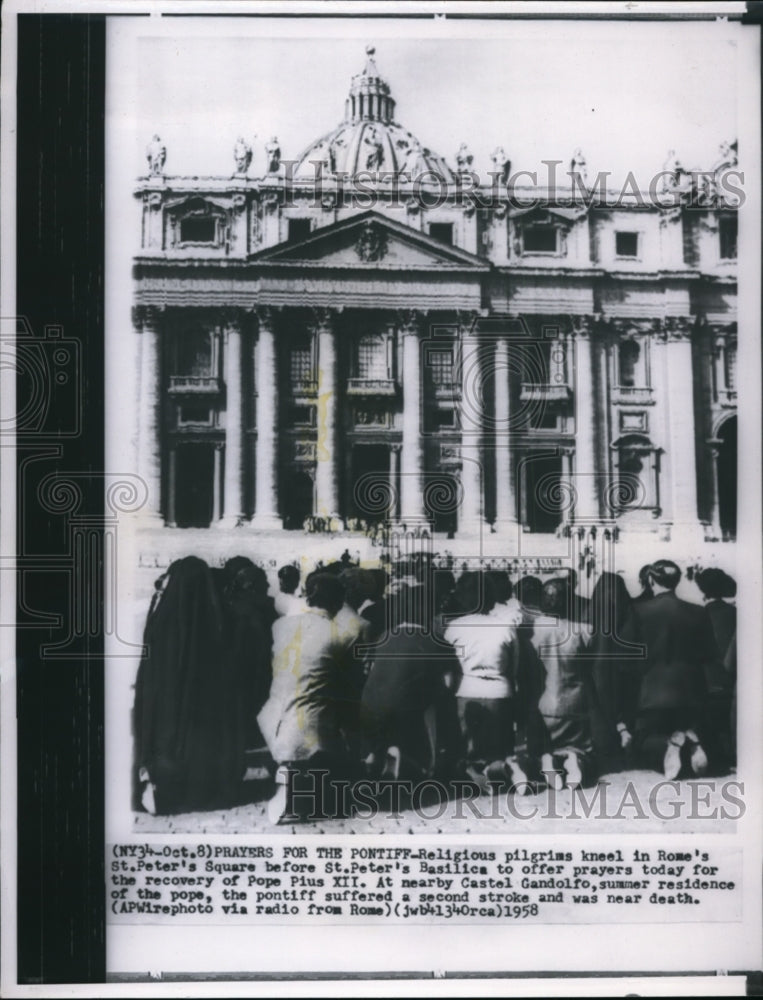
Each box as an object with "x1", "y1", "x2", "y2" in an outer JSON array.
[
  {"x1": 704, "y1": 600, "x2": 736, "y2": 663},
  {"x1": 359, "y1": 626, "x2": 461, "y2": 776},
  {"x1": 620, "y1": 592, "x2": 718, "y2": 713}
]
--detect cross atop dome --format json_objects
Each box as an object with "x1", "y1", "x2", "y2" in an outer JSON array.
[{"x1": 345, "y1": 45, "x2": 395, "y2": 124}]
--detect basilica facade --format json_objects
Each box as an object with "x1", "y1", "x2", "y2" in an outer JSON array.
[{"x1": 131, "y1": 48, "x2": 738, "y2": 558}]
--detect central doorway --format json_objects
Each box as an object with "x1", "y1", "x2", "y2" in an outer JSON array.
[
  {"x1": 348, "y1": 443, "x2": 394, "y2": 522},
  {"x1": 522, "y1": 452, "x2": 564, "y2": 533},
  {"x1": 174, "y1": 442, "x2": 215, "y2": 527}
]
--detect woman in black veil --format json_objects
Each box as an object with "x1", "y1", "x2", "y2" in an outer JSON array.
[
  {"x1": 218, "y1": 557, "x2": 274, "y2": 753},
  {"x1": 588, "y1": 570, "x2": 634, "y2": 775},
  {"x1": 133, "y1": 555, "x2": 252, "y2": 814}
]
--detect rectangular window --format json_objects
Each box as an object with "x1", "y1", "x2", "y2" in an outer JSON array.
[
  {"x1": 178, "y1": 403, "x2": 213, "y2": 425},
  {"x1": 291, "y1": 405, "x2": 315, "y2": 426},
  {"x1": 528, "y1": 409, "x2": 559, "y2": 430},
  {"x1": 289, "y1": 341, "x2": 313, "y2": 385},
  {"x1": 615, "y1": 231, "x2": 639, "y2": 258},
  {"x1": 719, "y1": 217, "x2": 737, "y2": 260},
  {"x1": 179, "y1": 216, "x2": 217, "y2": 244},
  {"x1": 357, "y1": 335, "x2": 389, "y2": 380},
  {"x1": 724, "y1": 345, "x2": 737, "y2": 391},
  {"x1": 428, "y1": 348, "x2": 455, "y2": 385},
  {"x1": 429, "y1": 222, "x2": 454, "y2": 245},
  {"x1": 175, "y1": 328, "x2": 213, "y2": 377},
  {"x1": 426, "y1": 408, "x2": 456, "y2": 432},
  {"x1": 523, "y1": 339, "x2": 552, "y2": 384},
  {"x1": 522, "y1": 225, "x2": 558, "y2": 254},
  {"x1": 288, "y1": 218, "x2": 312, "y2": 242}
]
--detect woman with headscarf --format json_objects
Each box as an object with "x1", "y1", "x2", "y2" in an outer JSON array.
[
  {"x1": 588, "y1": 571, "x2": 636, "y2": 775},
  {"x1": 133, "y1": 555, "x2": 249, "y2": 814}
]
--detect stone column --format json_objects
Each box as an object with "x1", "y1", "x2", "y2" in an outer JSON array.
[
  {"x1": 134, "y1": 306, "x2": 164, "y2": 525},
  {"x1": 314, "y1": 308, "x2": 340, "y2": 522},
  {"x1": 572, "y1": 318, "x2": 599, "y2": 523},
  {"x1": 459, "y1": 318, "x2": 483, "y2": 532},
  {"x1": 389, "y1": 444, "x2": 401, "y2": 522},
  {"x1": 707, "y1": 438, "x2": 722, "y2": 539},
  {"x1": 664, "y1": 318, "x2": 702, "y2": 540},
  {"x1": 560, "y1": 447, "x2": 575, "y2": 529},
  {"x1": 494, "y1": 335, "x2": 518, "y2": 529},
  {"x1": 166, "y1": 447, "x2": 177, "y2": 528},
  {"x1": 400, "y1": 313, "x2": 425, "y2": 523},
  {"x1": 212, "y1": 443, "x2": 223, "y2": 523},
  {"x1": 219, "y1": 315, "x2": 243, "y2": 526},
  {"x1": 251, "y1": 307, "x2": 282, "y2": 528}
]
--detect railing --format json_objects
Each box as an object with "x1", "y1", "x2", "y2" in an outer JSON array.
[
  {"x1": 346, "y1": 378, "x2": 397, "y2": 396},
  {"x1": 718, "y1": 388, "x2": 737, "y2": 407},
  {"x1": 519, "y1": 383, "x2": 572, "y2": 403},
  {"x1": 168, "y1": 376, "x2": 222, "y2": 395},
  {"x1": 434, "y1": 381, "x2": 459, "y2": 398}
]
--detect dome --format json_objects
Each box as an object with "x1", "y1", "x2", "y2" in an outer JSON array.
[{"x1": 293, "y1": 46, "x2": 456, "y2": 183}]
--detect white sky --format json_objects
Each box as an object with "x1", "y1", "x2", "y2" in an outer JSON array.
[{"x1": 113, "y1": 16, "x2": 740, "y2": 185}]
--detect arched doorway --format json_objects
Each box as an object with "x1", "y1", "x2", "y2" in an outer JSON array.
[{"x1": 717, "y1": 416, "x2": 737, "y2": 539}]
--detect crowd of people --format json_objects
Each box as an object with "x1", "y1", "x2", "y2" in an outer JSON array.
[{"x1": 132, "y1": 552, "x2": 737, "y2": 822}]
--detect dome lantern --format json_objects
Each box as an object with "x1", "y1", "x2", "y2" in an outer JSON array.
[
  {"x1": 344, "y1": 45, "x2": 396, "y2": 125},
  {"x1": 293, "y1": 45, "x2": 455, "y2": 182}
]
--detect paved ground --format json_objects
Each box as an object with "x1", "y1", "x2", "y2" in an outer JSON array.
[{"x1": 134, "y1": 764, "x2": 739, "y2": 837}]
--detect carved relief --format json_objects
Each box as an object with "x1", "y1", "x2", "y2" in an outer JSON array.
[{"x1": 355, "y1": 221, "x2": 388, "y2": 262}]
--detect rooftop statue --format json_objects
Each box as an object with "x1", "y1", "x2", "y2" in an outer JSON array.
[{"x1": 146, "y1": 134, "x2": 166, "y2": 177}]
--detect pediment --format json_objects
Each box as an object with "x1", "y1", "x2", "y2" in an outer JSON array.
[{"x1": 252, "y1": 211, "x2": 490, "y2": 270}]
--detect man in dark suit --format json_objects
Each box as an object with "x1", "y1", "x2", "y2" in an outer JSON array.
[
  {"x1": 359, "y1": 584, "x2": 462, "y2": 782},
  {"x1": 620, "y1": 560, "x2": 720, "y2": 779}
]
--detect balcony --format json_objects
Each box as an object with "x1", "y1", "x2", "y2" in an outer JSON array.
[
  {"x1": 291, "y1": 378, "x2": 318, "y2": 397},
  {"x1": 346, "y1": 378, "x2": 397, "y2": 397},
  {"x1": 168, "y1": 375, "x2": 222, "y2": 395},
  {"x1": 520, "y1": 383, "x2": 572, "y2": 404},
  {"x1": 718, "y1": 388, "x2": 737, "y2": 408},
  {"x1": 434, "y1": 380, "x2": 459, "y2": 399},
  {"x1": 611, "y1": 386, "x2": 654, "y2": 405}
]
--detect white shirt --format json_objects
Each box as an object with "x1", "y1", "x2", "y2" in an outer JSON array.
[
  {"x1": 489, "y1": 598, "x2": 523, "y2": 627},
  {"x1": 444, "y1": 614, "x2": 516, "y2": 699},
  {"x1": 274, "y1": 592, "x2": 308, "y2": 618}
]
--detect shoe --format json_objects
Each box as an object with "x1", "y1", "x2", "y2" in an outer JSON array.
[
  {"x1": 381, "y1": 746, "x2": 401, "y2": 781},
  {"x1": 361, "y1": 752, "x2": 377, "y2": 778},
  {"x1": 563, "y1": 751, "x2": 583, "y2": 788},
  {"x1": 504, "y1": 756, "x2": 531, "y2": 794},
  {"x1": 541, "y1": 752, "x2": 563, "y2": 791},
  {"x1": 483, "y1": 760, "x2": 508, "y2": 789},
  {"x1": 267, "y1": 766, "x2": 292, "y2": 825},
  {"x1": 464, "y1": 764, "x2": 491, "y2": 795},
  {"x1": 140, "y1": 782, "x2": 157, "y2": 815},
  {"x1": 663, "y1": 731, "x2": 686, "y2": 780},
  {"x1": 685, "y1": 731, "x2": 709, "y2": 776}
]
